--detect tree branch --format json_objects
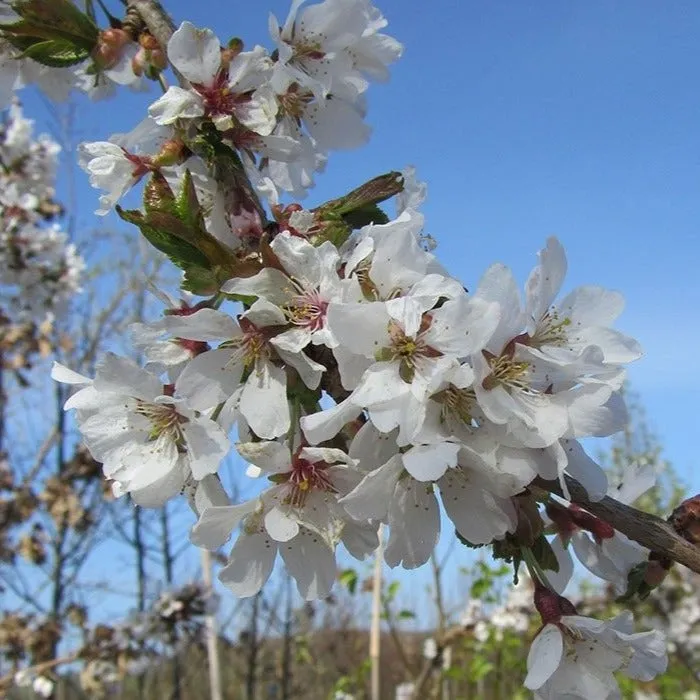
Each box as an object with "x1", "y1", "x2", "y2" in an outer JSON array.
[
  {"x1": 535, "y1": 475, "x2": 700, "y2": 575},
  {"x1": 126, "y1": 0, "x2": 175, "y2": 49},
  {"x1": 411, "y1": 624, "x2": 469, "y2": 699}
]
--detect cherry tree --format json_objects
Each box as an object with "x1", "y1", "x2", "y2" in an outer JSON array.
[{"x1": 1, "y1": 0, "x2": 699, "y2": 697}]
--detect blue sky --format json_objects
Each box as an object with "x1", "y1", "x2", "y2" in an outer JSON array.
[{"x1": 15, "y1": 0, "x2": 700, "y2": 615}]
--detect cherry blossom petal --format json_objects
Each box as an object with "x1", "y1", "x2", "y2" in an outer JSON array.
[
  {"x1": 240, "y1": 361, "x2": 289, "y2": 439},
  {"x1": 402, "y1": 442, "x2": 459, "y2": 482},
  {"x1": 149, "y1": 86, "x2": 205, "y2": 125},
  {"x1": 384, "y1": 478, "x2": 439, "y2": 569},
  {"x1": 236, "y1": 440, "x2": 291, "y2": 474},
  {"x1": 219, "y1": 531, "x2": 277, "y2": 597},
  {"x1": 280, "y1": 528, "x2": 337, "y2": 600},
  {"x1": 524, "y1": 623, "x2": 563, "y2": 690},
  {"x1": 168, "y1": 22, "x2": 221, "y2": 85},
  {"x1": 182, "y1": 418, "x2": 230, "y2": 480},
  {"x1": 190, "y1": 501, "x2": 258, "y2": 549},
  {"x1": 265, "y1": 507, "x2": 300, "y2": 542},
  {"x1": 339, "y1": 455, "x2": 403, "y2": 521}
]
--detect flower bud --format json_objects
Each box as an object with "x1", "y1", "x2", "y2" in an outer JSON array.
[
  {"x1": 102, "y1": 28, "x2": 131, "y2": 50},
  {"x1": 139, "y1": 33, "x2": 160, "y2": 51},
  {"x1": 568, "y1": 504, "x2": 615, "y2": 542},
  {"x1": 94, "y1": 29, "x2": 131, "y2": 69},
  {"x1": 643, "y1": 559, "x2": 670, "y2": 588},
  {"x1": 149, "y1": 48, "x2": 168, "y2": 71},
  {"x1": 131, "y1": 48, "x2": 146, "y2": 77},
  {"x1": 668, "y1": 493, "x2": 700, "y2": 545},
  {"x1": 153, "y1": 139, "x2": 186, "y2": 167},
  {"x1": 221, "y1": 37, "x2": 244, "y2": 66},
  {"x1": 534, "y1": 580, "x2": 577, "y2": 624},
  {"x1": 545, "y1": 501, "x2": 577, "y2": 539}
]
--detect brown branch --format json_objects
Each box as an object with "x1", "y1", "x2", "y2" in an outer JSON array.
[
  {"x1": 381, "y1": 598, "x2": 416, "y2": 679},
  {"x1": 20, "y1": 427, "x2": 58, "y2": 486},
  {"x1": 0, "y1": 653, "x2": 79, "y2": 692},
  {"x1": 126, "y1": 0, "x2": 175, "y2": 50},
  {"x1": 126, "y1": 0, "x2": 187, "y2": 87},
  {"x1": 535, "y1": 475, "x2": 700, "y2": 575},
  {"x1": 411, "y1": 624, "x2": 469, "y2": 699}
]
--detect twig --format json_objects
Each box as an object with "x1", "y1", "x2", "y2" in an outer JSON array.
[
  {"x1": 0, "y1": 653, "x2": 79, "y2": 691},
  {"x1": 20, "y1": 427, "x2": 58, "y2": 486},
  {"x1": 381, "y1": 598, "x2": 416, "y2": 679},
  {"x1": 535, "y1": 475, "x2": 700, "y2": 575},
  {"x1": 411, "y1": 624, "x2": 470, "y2": 699},
  {"x1": 125, "y1": 0, "x2": 187, "y2": 87}
]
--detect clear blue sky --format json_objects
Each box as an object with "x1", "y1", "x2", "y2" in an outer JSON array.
[{"x1": 26, "y1": 0, "x2": 700, "y2": 489}]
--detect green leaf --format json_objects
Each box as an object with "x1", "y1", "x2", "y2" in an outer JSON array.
[
  {"x1": 316, "y1": 171, "x2": 404, "y2": 218},
  {"x1": 311, "y1": 172, "x2": 404, "y2": 245},
  {"x1": 7, "y1": 0, "x2": 99, "y2": 48},
  {"x1": 116, "y1": 206, "x2": 210, "y2": 271},
  {"x1": 469, "y1": 657, "x2": 494, "y2": 682},
  {"x1": 341, "y1": 202, "x2": 389, "y2": 229},
  {"x1": 175, "y1": 170, "x2": 205, "y2": 232},
  {"x1": 384, "y1": 581, "x2": 400, "y2": 602},
  {"x1": 470, "y1": 578, "x2": 491, "y2": 600},
  {"x1": 84, "y1": 0, "x2": 96, "y2": 23},
  {"x1": 19, "y1": 38, "x2": 89, "y2": 67},
  {"x1": 531, "y1": 535, "x2": 560, "y2": 574},
  {"x1": 396, "y1": 609, "x2": 415, "y2": 620},
  {"x1": 338, "y1": 569, "x2": 358, "y2": 595},
  {"x1": 616, "y1": 561, "x2": 652, "y2": 603},
  {"x1": 119, "y1": 172, "x2": 262, "y2": 296}
]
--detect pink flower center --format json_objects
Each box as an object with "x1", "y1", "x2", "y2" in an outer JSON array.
[
  {"x1": 279, "y1": 455, "x2": 337, "y2": 508},
  {"x1": 122, "y1": 150, "x2": 153, "y2": 180},
  {"x1": 193, "y1": 72, "x2": 252, "y2": 118},
  {"x1": 288, "y1": 289, "x2": 328, "y2": 332}
]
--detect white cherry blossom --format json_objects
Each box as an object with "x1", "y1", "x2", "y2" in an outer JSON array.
[
  {"x1": 165, "y1": 302, "x2": 324, "y2": 439},
  {"x1": 78, "y1": 118, "x2": 172, "y2": 215},
  {"x1": 150, "y1": 22, "x2": 277, "y2": 135},
  {"x1": 191, "y1": 440, "x2": 375, "y2": 597},
  {"x1": 223, "y1": 230, "x2": 362, "y2": 347},
  {"x1": 53, "y1": 354, "x2": 229, "y2": 506},
  {"x1": 525, "y1": 613, "x2": 667, "y2": 699}
]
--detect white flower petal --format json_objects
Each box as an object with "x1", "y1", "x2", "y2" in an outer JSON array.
[
  {"x1": 240, "y1": 361, "x2": 289, "y2": 439},
  {"x1": 264, "y1": 507, "x2": 300, "y2": 542},
  {"x1": 164, "y1": 308, "x2": 240, "y2": 341},
  {"x1": 190, "y1": 501, "x2": 258, "y2": 549},
  {"x1": 149, "y1": 86, "x2": 205, "y2": 124},
  {"x1": 168, "y1": 22, "x2": 221, "y2": 85},
  {"x1": 402, "y1": 442, "x2": 459, "y2": 482},
  {"x1": 524, "y1": 624, "x2": 564, "y2": 690},
  {"x1": 237, "y1": 440, "x2": 290, "y2": 473},
  {"x1": 339, "y1": 455, "x2": 403, "y2": 521},
  {"x1": 219, "y1": 531, "x2": 277, "y2": 597},
  {"x1": 280, "y1": 528, "x2": 337, "y2": 600},
  {"x1": 182, "y1": 418, "x2": 230, "y2": 480},
  {"x1": 384, "y1": 478, "x2": 439, "y2": 569}
]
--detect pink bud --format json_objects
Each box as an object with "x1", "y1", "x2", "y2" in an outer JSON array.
[
  {"x1": 545, "y1": 502, "x2": 577, "y2": 538},
  {"x1": 569, "y1": 504, "x2": 615, "y2": 541},
  {"x1": 534, "y1": 582, "x2": 561, "y2": 624},
  {"x1": 644, "y1": 560, "x2": 670, "y2": 588}
]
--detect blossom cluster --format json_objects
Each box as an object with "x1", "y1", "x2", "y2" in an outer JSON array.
[
  {"x1": 0, "y1": 0, "x2": 150, "y2": 106},
  {"x1": 0, "y1": 0, "x2": 675, "y2": 696},
  {"x1": 79, "y1": 0, "x2": 402, "y2": 224},
  {"x1": 0, "y1": 102, "x2": 83, "y2": 327}
]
